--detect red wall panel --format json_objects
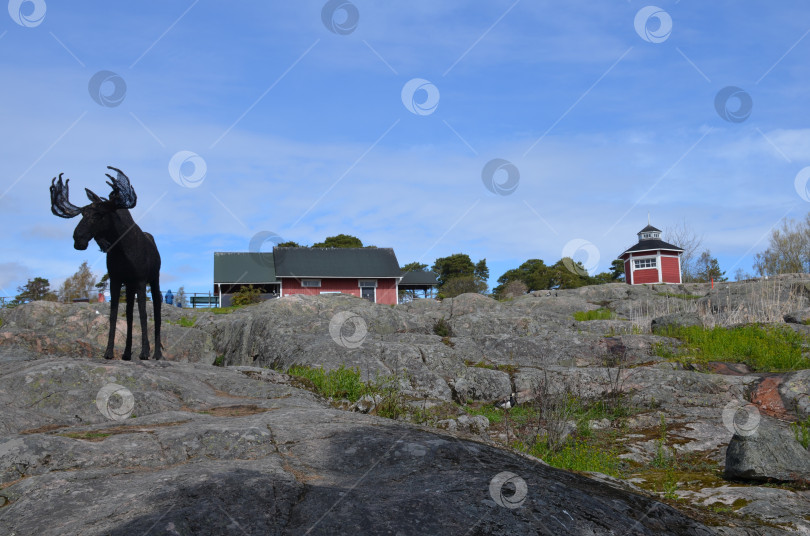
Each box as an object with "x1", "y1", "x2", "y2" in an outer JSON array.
[
  {"x1": 661, "y1": 256, "x2": 682, "y2": 284},
  {"x1": 633, "y1": 268, "x2": 659, "y2": 284},
  {"x1": 281, "y1": 278, "x2": 398, "y2": 305}
]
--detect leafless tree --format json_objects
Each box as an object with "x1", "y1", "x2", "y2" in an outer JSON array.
[{"x1": 665, "y1": 219, "x2": 704, "y2": 282}]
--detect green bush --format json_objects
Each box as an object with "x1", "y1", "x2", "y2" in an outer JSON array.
[
  {"x1": 231, "y1": 285, "x2": 262, "y2": 307},
  {"x1": 573, "y1": 308, "x2": 615, "y2": 321},
  {"x1": 660, "y1": 324, "x2": 810, "y2": 371}
]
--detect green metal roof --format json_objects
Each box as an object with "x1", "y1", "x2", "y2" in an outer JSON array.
[
  {"x1": 214, "y1": 252, "x2": 277, "y2": 284},
  {"x1": 400, "y1": 270, "x2": 438, "y2": 287},
  {"x1": 273, "y1": 247, "x2": 401, "y2": 278}
]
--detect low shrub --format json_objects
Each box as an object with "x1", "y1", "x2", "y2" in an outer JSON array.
[{"x1": 433, "y1": 318, "x2": 453, "y2": 337}]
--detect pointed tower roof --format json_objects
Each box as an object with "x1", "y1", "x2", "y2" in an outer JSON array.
[{"x1": 618, "y1": 222, "x2": 683, "y2": 257}]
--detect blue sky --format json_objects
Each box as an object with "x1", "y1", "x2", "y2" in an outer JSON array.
[{"x1": 2, "y1": 0, "x2": 810, "y2": 297}]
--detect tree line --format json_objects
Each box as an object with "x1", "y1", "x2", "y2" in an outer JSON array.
[
  {"x1": 8, "y1": 261, "x2": 188, "y2": 307},
  {"x1": 10, "y1": 218, "x2": 810, "y2": 307}
]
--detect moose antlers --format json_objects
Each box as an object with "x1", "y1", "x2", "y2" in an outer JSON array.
[
  {"x1": 49, "y1": 166, "x2": 137, "y2": 218},
  {"x1": 104, "y1": 166, "x2": 137, "y2": 210},
  {"x1": 50, "y1": 173, "x2": 83, "y2": 219}
]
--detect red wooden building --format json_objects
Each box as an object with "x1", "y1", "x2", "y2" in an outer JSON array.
[
  {"x1": 618, "y1": 224, "x2": 683, "y2": 285},
  {"x1": 273, "y1": 247, "x2": 400, "y2": 304},
  {"x1": 214, "y1": 247, "x2": 437, "y2": 306}
]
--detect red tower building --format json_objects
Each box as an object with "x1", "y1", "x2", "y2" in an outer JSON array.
[{"x1": 619, "y1": 224, "x2": 683, "y2": 285}]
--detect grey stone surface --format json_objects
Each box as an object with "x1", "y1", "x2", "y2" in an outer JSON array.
[
  {"x1": 782, "y1": 369, "x2": 810, "y2": 418},
  {"x1": 0, "y1": 357, "x2": 716, "y2": 536}
]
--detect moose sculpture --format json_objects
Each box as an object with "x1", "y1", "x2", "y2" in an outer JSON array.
[{"x1": 50, "y1": 166, "x2": 162, "y2": 360}]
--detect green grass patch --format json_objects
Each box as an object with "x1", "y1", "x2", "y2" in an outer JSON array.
[
  {"x1": 464, "y1": 360, "x2": 519, "y2": 374},
  {"x1": 212, "y1": 306, "x2": 241, "y2": 315},
  {"x1": 167, "y1": 315, "x2": 197, "y2": 327},
  {"x1": 286, "y1": 365, "x2": 410, "y2": 419},
  {"x1": 791, "y1": 416, "x2": 810, "y2": 449},
  {"x1": 61, "y1": 431, "x2": 112, "y2": 441},
  {"x1": 466, "y1": 404, "x2": 506, "y2": 425},
  {"x1": 213, "y1": 355, "x2": 225, "y2": 367},
  {"x1": 287, "y1": 364, "x2": 369, "y2": 403},
  {"x1": 525, "y1": 438, "x2": 624, "y2": 477},
  {"x1": 659, "y1": 324, "x2": 810, "y2": 371},
  {"x1": 467, "y1": 394, "x2": 633, "y2": 431},
  {"x1": 573, "y1": 308, "x2": 615, "y2": 321}
]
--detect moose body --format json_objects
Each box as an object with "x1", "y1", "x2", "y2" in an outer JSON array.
[{"x1": 51, "y1": 167, "x2": 162, "y2": 360}]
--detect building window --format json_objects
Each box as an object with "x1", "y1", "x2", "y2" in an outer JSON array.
[
  {"x1": 634, "y1": 258, "x2": 657, "y2": 269},
  {"x1": 301, "y1": 279, "x2": 321, "y2": 287},
  {"x1": 358, "y1": 280, "x2": 377, "y2": 288}
]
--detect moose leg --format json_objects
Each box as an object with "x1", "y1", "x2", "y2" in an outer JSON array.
[
  {"x1": 123, "y1": 286, "x2": 135, "y2": 361},
  {"x1": 137, "y1": 283, "x2": 150, "y2": 360},
  {"x1": 150, "y1": 280, "x2": 163, "y2": 360},
  {"x1": 104, "y1": 281, "x2": 121, "y2": 360}
]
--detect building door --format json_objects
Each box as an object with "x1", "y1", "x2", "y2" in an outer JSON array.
[{"x1": 361, "y1": 287, "x2": 375, "y2": 302}]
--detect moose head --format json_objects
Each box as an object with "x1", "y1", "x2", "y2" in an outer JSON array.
[
  {"x1": 50, "y1": 167, "x2": 163, "y2": 361},
  {"x1": 50, "y1": 166, "x2": 137, "y2": 252}
]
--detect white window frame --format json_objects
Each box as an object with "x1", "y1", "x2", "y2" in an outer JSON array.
[
  {"x1": 301, "y1": 279, "x2": 321, "y2": 288},
  {"x1": 634, "y1": 258, "x2": 657, "y2": 269},
  {"x1": 358, "y1": 279, "x2": 377, "y2": 288}
]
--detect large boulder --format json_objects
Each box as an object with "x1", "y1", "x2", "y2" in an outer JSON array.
[{"x1": 724, "y1": 416, "x2": 810, "y2": 483}]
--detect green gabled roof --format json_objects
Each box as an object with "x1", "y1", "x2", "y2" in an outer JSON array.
[
  {"x1": 273, "y1": 247, "x2": 401, "y2": 278},
  {"x1": 400, "y1": 270, "x2": 438, "y2": 287},
  {"x1": 214, "y1": 252, "x2": 278, "y2": 284}
]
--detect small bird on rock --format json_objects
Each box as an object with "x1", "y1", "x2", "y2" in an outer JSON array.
[{"x1": 495, "y1": 393, "x2": 517, "y2": 410}]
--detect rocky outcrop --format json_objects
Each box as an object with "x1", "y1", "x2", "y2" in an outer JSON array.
[
  {"x1": 0, "y1": 358, "x2": 716, "y2": 536},
  {"x1": 4, "y1": 275, "x2": 810, "y2": 533},
  {"x1": 0, "y1": 301, "x2": 215, "y2": 364},
  {"x1": 724, "y1": 416, "x2": 810, "y2": 483}
]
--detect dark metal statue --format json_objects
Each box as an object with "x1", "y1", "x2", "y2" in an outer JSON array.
[{"x1": 50, "y1": 166, "x2": 162, "y2": 360}]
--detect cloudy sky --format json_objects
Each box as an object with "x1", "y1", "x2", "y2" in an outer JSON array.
[{"x1": 2, "y1": 0, "x2": 809, "y2": 298}]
